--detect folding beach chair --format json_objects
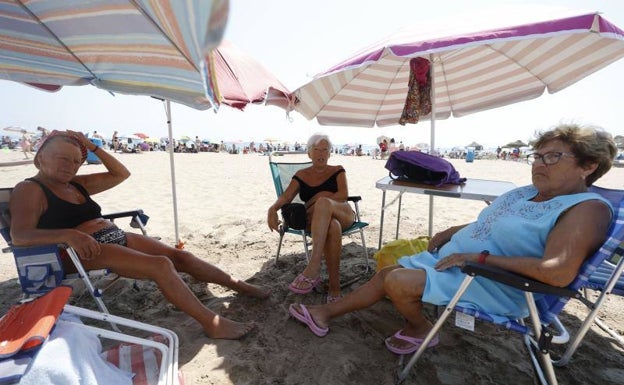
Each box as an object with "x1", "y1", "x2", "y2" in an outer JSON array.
[
  {"x1": 395, "y1": 185, "x2": 624, "y2": 385},
  {"x1": 0, "y1": 187, "x2": 150, "y2": 316},
  {"x1": 0, "y1": 286, "x2": 181, "y2": 385},
  {"x1": 268, "y1": 152, "x2": 370, "y2": 270}
]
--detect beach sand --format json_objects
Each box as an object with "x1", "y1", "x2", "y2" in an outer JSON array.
[{"x1": 1, "y1": 148, "x2": 623, "y2": 384}]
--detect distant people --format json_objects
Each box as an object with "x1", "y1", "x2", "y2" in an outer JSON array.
[
  {"x1": 496, "y1": 146, "x2": 502, "y2": 159},
  {"x1": 112, "y1": 131, "x2": 119, "y2": 152},
  {"x1": 37, "y1": 126, "x2": 50, "y2": 139},
  {"x1": 399, "y1": 141, "x2": 405, "y2": 151},
  {"x1": 20, "y1": 130, "x2": 33, "y2": 159}
]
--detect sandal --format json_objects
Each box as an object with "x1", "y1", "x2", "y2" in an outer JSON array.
[
  {"x1": 288, "y1": 274, "x2": 321, "y2": 294},
  {"x1": 384, "y1": 329, "x2": 440, "y2": 355}
]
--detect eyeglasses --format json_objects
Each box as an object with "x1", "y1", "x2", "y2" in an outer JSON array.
[{"x1": 526, "y1": 151, "x2": 575, "y2": 166}]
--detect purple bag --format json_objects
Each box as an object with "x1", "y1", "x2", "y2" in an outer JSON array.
[{"x1": 385, "y1": 151, "x2": 466, "y2": 186}]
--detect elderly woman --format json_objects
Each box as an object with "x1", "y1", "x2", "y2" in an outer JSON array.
[
  {"x1": 9, "y1": 130, "x2": 270, "y2": 340},
  {"x1": 288, "y1": 124, "x2": 617, "y2": 354},
  {"x1": 267, "y1": 134, "x2": 354, "y2": 303}
]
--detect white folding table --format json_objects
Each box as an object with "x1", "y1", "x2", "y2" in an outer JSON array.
[{"x1": 376, "y1": 176, "x2": 516, "y2": 249}]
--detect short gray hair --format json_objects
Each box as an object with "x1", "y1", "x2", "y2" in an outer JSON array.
[{"x1": 307, "y1": 133, "x2": 332, "y2": 151}]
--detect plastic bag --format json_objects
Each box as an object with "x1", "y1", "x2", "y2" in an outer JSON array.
[{"x1": 374, "y1": 236, "x2": 430, "y2": 272}]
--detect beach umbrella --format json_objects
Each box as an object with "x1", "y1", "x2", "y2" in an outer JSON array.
[
  {"x1": 0, "y1": 0, "x2": 292, "y2": 247},
  {"x1": 284, "y1": 7, "x2": 624, "y2": 152},
  {"x1": 278, "y1": 6, "x2": 624, "y2": 238},
  {"x1": 505, "y1": 140, "x2": 529, "y2": 148},
  {"x1": 134, "y1": 133, "x2": 149, "y2": 140}
]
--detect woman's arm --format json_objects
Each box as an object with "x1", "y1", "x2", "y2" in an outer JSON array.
[
  {"x1": 435, "y1": 200, "x2": 612, "y2": 287},
  {"x1": 69, "y1": 130, "x2": 131, "y2": 195},
  {"x1": 427, "y1": 224, "x2": 470, "y2": 252},
  {"x1": 9, "y1": 181, "x2": 101, "y2": 259}
]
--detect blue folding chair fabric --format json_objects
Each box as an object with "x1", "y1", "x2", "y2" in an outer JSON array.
[
  {"x1": 395, "y1": 185, "x2": 624, "y2": 385},
  {"x1": 268, "y1": 155, "x2": 370, "y2": 270}
]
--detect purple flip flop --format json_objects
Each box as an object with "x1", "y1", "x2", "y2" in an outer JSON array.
[
  {"x1": 288, "y1": 274, "x2": 321, "y2": 294},
  {"x1": 288, "y1": 303, "x2": 328, "y2": 337},
  {"x1": 384, "y1": 329, "x2": 439, "y2": 355}
]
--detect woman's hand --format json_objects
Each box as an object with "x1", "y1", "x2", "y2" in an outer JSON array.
[
  {"x1": 427, "y1": 226, "x2": 457, "y2": 252},
  {"x1": 66, "y1": 229, "x2": 101, "y2": 260},
  {"x1": 434, "y1": 252, "x2": 480, "y2": 271},
  {"x1": 66, "y1": 130, "x2": 96, "y2": 151},
  {"x1": 267, "y1": 207, "x2": 281, "y2": 232}
]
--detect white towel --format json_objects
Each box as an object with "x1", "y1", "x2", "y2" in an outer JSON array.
[{"x1": 19, "y1": 314, "x2": 133, "y2": 385}]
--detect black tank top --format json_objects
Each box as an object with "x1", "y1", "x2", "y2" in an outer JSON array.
[
  {"x1": 27, "y1": 178, "x2": 102, "y2": 229},
  {"x1": 292, "y1": 168, "x2": 345, "y2": 203}
]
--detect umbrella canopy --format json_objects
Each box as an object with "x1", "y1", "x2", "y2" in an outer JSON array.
[
  {"x1": 505, "y1": 140, "x2": 529, "y2": 148},
  {"x1": 286, "y1": 7, "x2": 624, "y2": 150},
  {"x1": 134, "y1": 133, "x2": 149, "y2": 139},
  {"x1": 0, "y1": 0, "x2": 230, "y2": 110}
]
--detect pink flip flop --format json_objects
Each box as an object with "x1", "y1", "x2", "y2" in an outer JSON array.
[
  {"x1": 288, "y1": 304, "x2": 328, "y2": 337},
  {"x1": 288, "y1": 274, "x2": 321, "y2": 294},
  {"x1": 384, "y1": 329, "x2": 439, "y2": 355}
]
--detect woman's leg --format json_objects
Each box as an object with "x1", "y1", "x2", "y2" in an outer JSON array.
[
  {"x1": 82, "y1": 244, "x2": 254, "y2": 339},
  {"x1": 125, "y1": 233, "x2": 270, "y2": 298},
  {"x1": 323, "y1": 219, "x2": 343, "y2": 298},
  {"x1": 383, "y1": 268, "x2": 434, "y2": 350},
  {"x1": 292, "y1": 266, "x2": 432, "y2": 343},
  {"x1": 293, "y1": 198, "x2": 354, "y2": 290},
  {"x1": 291, "y1": 265, "x2": 401, "y2": 328}
]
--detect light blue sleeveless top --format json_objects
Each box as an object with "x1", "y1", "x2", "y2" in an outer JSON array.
[{"x1": 398, "y1": 185, "x2": 612, "y2": 323}]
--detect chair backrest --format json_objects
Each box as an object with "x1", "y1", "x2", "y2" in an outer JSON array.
[
  {"x1": 0, "y1": 188, "x2": 12, "y2": 246},
  {"x1": 538, "y1": 185, "x2": 624, "y2": 324},
  {"x1": 269, "y1": 160, "x2": 312, "y2": 203}
]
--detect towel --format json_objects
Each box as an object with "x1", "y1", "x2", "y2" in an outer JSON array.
[{"x1": 19, "y1": 313, "x2": 133, "y2": 385}]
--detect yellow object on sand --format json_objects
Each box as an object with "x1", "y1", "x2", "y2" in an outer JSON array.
[{"x1": 374, "y1": 236, "x2": 430, "y2": 271}]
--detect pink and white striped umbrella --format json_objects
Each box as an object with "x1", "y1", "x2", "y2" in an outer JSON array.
[{"x1": 290, "y1": 7, "x2": 624, "y2": 147}]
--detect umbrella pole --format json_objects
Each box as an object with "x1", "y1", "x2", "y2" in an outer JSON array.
[
  {"x1": 165, "y1": 100, "x2": 183, "y2": 248},
  {"x1": 427, "y1": 54, "x2": 436, "y2": 237}
]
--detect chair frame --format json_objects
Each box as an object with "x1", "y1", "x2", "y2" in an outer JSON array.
[
  {"x1": 395, "y1": 185, "x2": 624, "y2": 385},
  {"x1": 61, "y1": 304, "x2": 180, "y2": 385},
  {"x1": 268, "y1": 152, "x2": 370, "y2": 271}
]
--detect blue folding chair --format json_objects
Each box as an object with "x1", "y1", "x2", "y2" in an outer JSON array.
[
  {"x1": 395, "y1": 185, "x2": 624, "y2": 385},
  {"x1": 268, "y1": 153, "x2": 370, "y2": 270}
]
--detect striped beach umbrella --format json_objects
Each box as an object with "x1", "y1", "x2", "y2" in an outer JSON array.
[
  {"x1": 0, "y1": 0, "x2": 229, "y2": 110},
  {"x1": 288, "y1": 7, "x2": 624, "y2": 151}
]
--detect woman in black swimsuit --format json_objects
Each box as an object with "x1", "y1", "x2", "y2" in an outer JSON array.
[
  {"x1": 10, "y1": 130, "x2": 270, "y2": 340},
  {"x1": 267, "y1": 134, "x2": 355, "y2": 302}
]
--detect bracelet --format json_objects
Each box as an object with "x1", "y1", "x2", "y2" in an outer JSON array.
[
  {"x1": 478, "y1": 250, "x2": 490, "y2": 264},
  {"x1": 91, "y1": 145, "x2": 100, "y2": 152}
]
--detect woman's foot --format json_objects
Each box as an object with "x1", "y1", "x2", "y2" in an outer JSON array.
[
  {"x1": 204, "y1": 317, "x2": 257, "y2": 340},
  {"x1": 289, "y1": 273, "x2": 321, "y2": 294},
  {"x1": 236, "y1": 281, "x2": 272, "y2": 299}
]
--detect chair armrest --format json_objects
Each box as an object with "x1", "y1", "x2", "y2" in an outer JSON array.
[
  {"x1": 348, "y1": 196, "x2": 362, "y2": 202},
  {"x1": 461, "y1": 262, "x2": 579, "y2": 298},
  {"x1": 102, "y1": 209, "x2": 145, "y2": 221}
]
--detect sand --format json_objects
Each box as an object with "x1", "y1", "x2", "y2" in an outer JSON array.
[{"x1": 1, "y1": 148, "x2": 623, "y2": 385}]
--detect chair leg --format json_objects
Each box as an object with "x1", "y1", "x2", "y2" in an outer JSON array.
[
  {"x1": 525, "y1": 291, "x2": 559, "y2": 385},
  {"x1": 396, "y1": 275, "x2": 475, "y2": 384},
  {"x1": 302, "y1": 232, "x2": 311, "y2": 262},
  {"x1": 276, "y1": 230, "x2": 286, "y2": 264},
  {"x1": 359, "y1": 228, "x2": 369, "y2": 272}
]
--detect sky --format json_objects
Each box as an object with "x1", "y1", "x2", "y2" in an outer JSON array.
[{"x1": 1, "y1": 0, "x2": 624, "y2": 150}]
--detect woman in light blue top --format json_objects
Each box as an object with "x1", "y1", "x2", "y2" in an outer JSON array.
[{"x1": 288, "y1": 124, "x2": 617, "y2": 355}]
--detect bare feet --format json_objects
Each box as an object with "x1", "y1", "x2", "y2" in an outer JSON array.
[
  {"x1": 236, "y1": 281, "x2": 271, "y2": 299},
  {"x1": 204, "y1": 316, "x2": 257, "y2": 340}
]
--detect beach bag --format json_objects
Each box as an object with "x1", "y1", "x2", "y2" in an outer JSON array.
[
  {"x1": 281, "y1": 203, "x2": 307, "y2": 230},
  {"x1": 374, "y1": 236, "x2": 430, "y2": 272},
  {"x1": 385, "y1": 150, "x2": 466, "y2": 186}
]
